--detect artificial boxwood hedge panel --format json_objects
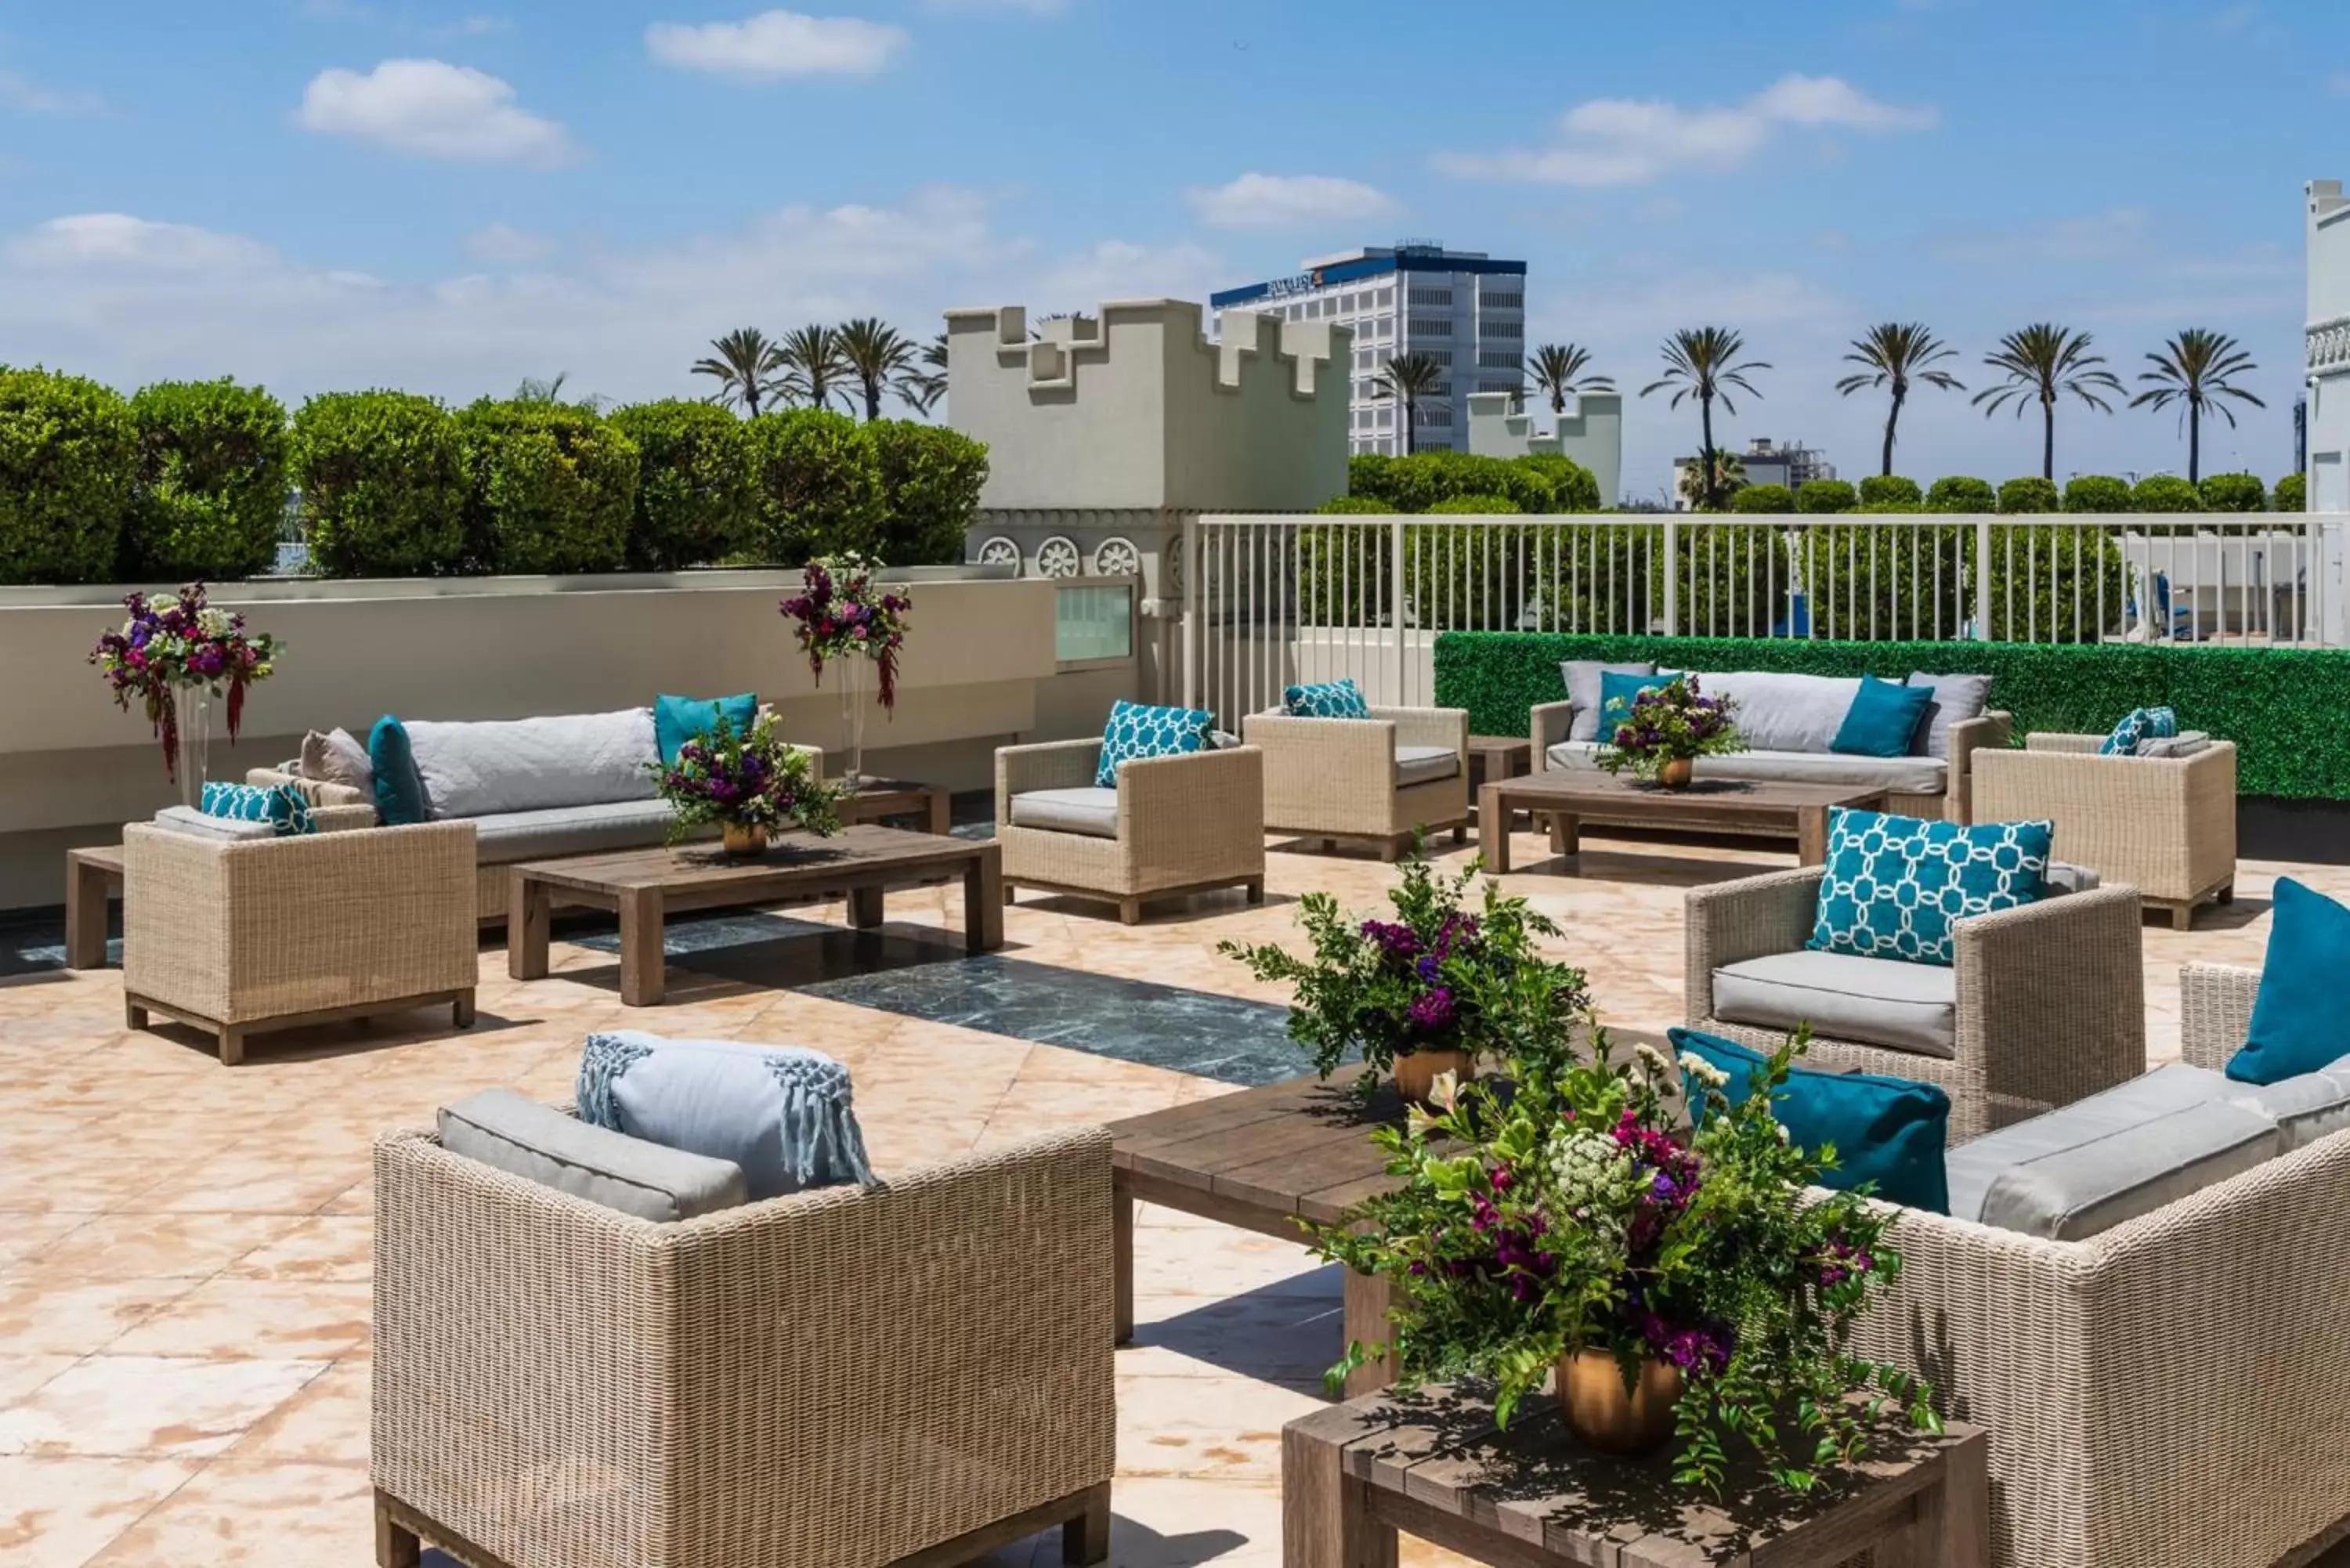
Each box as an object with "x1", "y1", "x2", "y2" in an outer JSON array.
[{"x1": 1430, "y1": 630, "x2": 2350, "y2": 800}]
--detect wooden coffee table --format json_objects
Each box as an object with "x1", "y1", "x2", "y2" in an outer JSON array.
[
  {"x1": 836, "y1": 778, "x2": 953, "y2": 835},
  {"x1": 506, "y1": 825, "x2": 1002, "y2": 1006},
  {"x1": 1478, "y1": 774, "x2": 1889, "y2": 874},
  {"x1": 1285, "y1": 1384, "x2": 1987, "y2": 1568}
]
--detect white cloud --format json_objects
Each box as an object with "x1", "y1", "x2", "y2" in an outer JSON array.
[
  {"x1": 1186, "y1": 172, "x2": 1398, "y2": 232},
  {"x1": 5, "y1": 214, "x2": 277, "y2": 272},
  {"x1": 463, "y1": 222, "x2": 552, "y2": 262},
  {"x1": 925, "y1": 0, "x2": 1069, "y2": 11},
  {"x1": 0, "y1": 66, "x2": 103, "y2": 115},
  {"x1": 1437, "y1": 74, "x2": 1936, "y2": 187},
  {"x1": 645, "y1": 10, "x2": 909, "y2": 78},
  {"x1": 435, "y1": 14, "x2": 513, "y2": 38},
  {"x1": 298, "y1": 59, "x2": 578, "y2": 166},
  {"x1": 1031, "y1": 239, "x2": 1226, "y2": 309}
]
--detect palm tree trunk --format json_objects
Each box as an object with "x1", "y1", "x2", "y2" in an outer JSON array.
[
  {"x1": 1403, "y1": 395, "x2": 1417, "y2": 456},
  {"x1": 1881, "y1": 386, "x2": 1903, "y2": 478},
  {"x1": 1699, "y1": 394, "x2": 1716, "y2": 511},
  {"x1": 745, "y1": 384, "x2": 760, "y2": 419},
  {"x1": 1551, "y1": 389, "x2": 1566, "y2": 415},
  {"x1": 865, "y1": 378, "x2": 882, "y2": 422},
  {"x1": 2188, "y1": 401, "x2": 2201, "y2": 485},
  {"x1": 2041, "y1": 397, "x2": 2055, "y2": 482}
]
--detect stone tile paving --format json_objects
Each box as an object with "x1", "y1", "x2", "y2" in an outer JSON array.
[{"x1": 0, "y1": 825, "x2": 2334, "y2": 1566}]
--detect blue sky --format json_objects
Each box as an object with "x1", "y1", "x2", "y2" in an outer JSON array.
[{"x1": 0, "y1": 0, "x2": 2327, "y2": 499}]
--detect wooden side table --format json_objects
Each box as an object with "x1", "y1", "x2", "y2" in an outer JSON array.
[
  {"x1": 1466, "y1": 735, "x2": 1534, "y2": 833},
  {"x1": 836, "y1": 779, "x2": 953, "y2": 836},
  {"x1": 65, "y1": 844, "x2": 125, "y2": 970},
  {"x1": 1284, "y1": 1386, "x2": 1987, "y2": 1568}
]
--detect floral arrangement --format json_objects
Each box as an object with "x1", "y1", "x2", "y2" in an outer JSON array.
[
  {"x1": 1596, "y1": 674, "x2": 1743, "y2": 782},
  {"x1": 1218, "y1": 849, "x2": 1590, "y2": 1084},
  {"x1": 89, "y1": 582, "x2": 279, "y2": 781},
  {"x1": 1312, "y1": 1028, "x2": 1938, "y2": 1496},
  {"x1": 778, "y1": 554, "x2": 912, "y2": 712},
  {"x1": 652, "y1": 712, "x2": 842, "y2": 840}
]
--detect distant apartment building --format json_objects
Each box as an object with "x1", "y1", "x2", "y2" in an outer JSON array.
[
  {"x1": 1672, "y1": 438, "x2": 1836, "y2": 510},
  {"x1": 1210, "y1": 240, "x2": 1528, "y2": 456}
]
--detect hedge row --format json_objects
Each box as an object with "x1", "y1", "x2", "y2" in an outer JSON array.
[
  {"x1": 1340, "y1": 450, "x2": 1602, "y2": 513},
  {"x1": 1723, "y1": 471, "x2": 2301, "y2": 517},
  {"x1": 0, "y1": 367, "x2": 987, "y2": 583},
  {"x1": 1430, "y1": 629, "x2": 2350, "y2": 800}
]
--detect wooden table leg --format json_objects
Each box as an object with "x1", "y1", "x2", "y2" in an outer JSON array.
[
  {"x1": 65, "y1": 857, "x2": 114, "y2": 970},
  {"x1": 966, "y1": 849, "x2": 1004, "y2": 952},
  {"x1": 848, "y1": 884, "x2": 886, "y2": 930},
  {"x1": 1112, "y1": 1171, "x2": 1135, "y2": 1345},
  {"x1": 618, "y1": 887, "x2": 666, "y2": 1006},
  {"x1": 1283, "y1": 1418, "x2": 1399, "y2": 1568},
  {"x1": 507, "y1": 874, "x2": 551, "y2": 981},
  {"x1": 1553, "y1": 811, "x2": 1581, "y2": 858},
  {"x1": 1477, "y1": 783, "x2": 1509, "y2": 873},
  {"x1": 1796, "y1": 805, "x2": 1829, "y2": 865},
  {"x1": 1341, "y1": 1268, "x2": 1401, "y2": 1396},
  {"x1": 927, "y1": 786, "x2": 953, "y2": 836}
]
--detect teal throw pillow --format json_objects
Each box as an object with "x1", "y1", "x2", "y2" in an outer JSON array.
[
  {"x1": 1597, "y1": 669, "x2": 1681, "y2": 736},
  {"x1": 2099, "y1": 705, "x2": 2179, "y2": 756},
  {"x1": 656, "y1": 692, "x2": 758, "y2": 764},
  {"x1": 199, "y1": 781, "x2": 314, "y2": 837},
  {"x1": 1283, "y1": 677, "x2": 1371, "y2": 719},
  {"x1": 1671, "y1": 1027, "x2": 1950, "y2": 1212},
  {"x1": 1095, "y1": 699, "x2": 1214, "y2": 788},
  {"x1": 369, "y1": 716, "x2": 428, "y2": 826},
  {"x1": 2227, "y1": 878, "x2": 2350, "y2": 1085},
  {"x1": 1810, "y1": 807, "x2": 2052, "y2": 967},
  {"x1": 1831, "y1": 675, "x2": 1936, "y2": 759}
]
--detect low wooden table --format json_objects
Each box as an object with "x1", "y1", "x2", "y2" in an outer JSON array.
[
  {"x1": 836, "y1": 778, "x2": 953, "y2": 836},
  {"x1": 506, "y1": 825, "x2": 1002, "y2": 1006},
  {"x1": 1285, "y1": 1385, "x2": 1987, "y2": 1568},
  {"x1": 65, "y1": 844, "x2": 125, "y2": 970},
  {"x1": 1466, "y1": 735, "x2": 1535, "y2": 830},
  {"x1": 1478, "y1": 774, "x2": 1889, "y2": 874}
]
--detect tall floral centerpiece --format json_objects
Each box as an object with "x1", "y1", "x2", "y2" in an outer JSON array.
[
  {"x1": 1219, "y1": 851, "x2": 1589, "y2": 1104},
  {"x1": 778, "y1": 554, "x2": 910, "y2": 790},
  {"x1": 89, "y1": 583, "x2": 280, "y2": 807},
  {"x1": 1314, "y1": 1029, "x2": 1937, "y2": 1490},
  {"x1": 652, "y1": 712, "x2": 842, "y2": 858},
  {"x1": 1596, "y1": 674, "x2": 1741, "y2": 790}
]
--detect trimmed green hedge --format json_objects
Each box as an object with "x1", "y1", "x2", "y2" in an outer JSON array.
[
  {"x1": 1431, "y1": 629, "x2": 2350, "y2": 800},
  {"x1": 0, "y1": 367, "x2": 135, "y2": 584}
]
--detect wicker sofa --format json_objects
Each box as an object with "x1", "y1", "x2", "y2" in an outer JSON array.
[
  {"x1": 1242, "y1": 705, "x2": 1470, "y2": 860},
  {"x1": 122, "y1": 818, "x2": 477, "y2": 1065},
  {"x1": 996, "y1": 738, "x2": 1264, "y2": 923},
  {"x1": 372, "y1": 1122, "x2": 1116, "y2": 1568},
  {"x1": 1972, "y1": 733, "x2": 2238, "y2": 930},
  {"x1": 1685, "y1": 865, "x2": 2146, "y2": 1141},
  {"x1": 1848, "y1": 963, "x2": 2350, "y2": 1568}
]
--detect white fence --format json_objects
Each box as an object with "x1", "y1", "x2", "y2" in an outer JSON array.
[{"x1": 1180, "y1": 511, "x2": 2337, "y2": 723}]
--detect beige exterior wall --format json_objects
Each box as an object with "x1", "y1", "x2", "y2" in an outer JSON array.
[{"x1": 1465, "y1": 390, "x2": 1624, "y2": 508}]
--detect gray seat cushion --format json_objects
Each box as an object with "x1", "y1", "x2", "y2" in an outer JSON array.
[
  {"x1": 2137, "y1": 730, "x2": 2212, "y2": 759},
  {"x1": 1943, "y1": 1063, "x2": 2233, "y2": 1222},
  {"x1": 1543, "y1": 740, "x2": 1947, "y2": 796},
  {"x1": 1712, "y1": 949, "x2": 1958, "y2": 1060},
  {"x1": 407, "y1": 708, "x2": 661, "y2": 820},
  {"x1": 439, "y1": 1088, "x2": 747, "y2": 1223},
  {"x1": 1396, "y1": 745, "x2": 1460, "y2": 788},
  {"x1": 1008, "y1": 786, "x2": 1121, "y2": 840},
  {"x1": 2229, "y1": 1053, "x2": 2350, "y2": 1151},
  {"x1": 1561, "y1": 659, "x2": 1654, "y2": 742},
  {"x1": 472, "y1": 800, "x2": 680, "y2": 865},
  {"x1": 1974, "y1": 1099, "x2": 2281, "y2": 1241},
  {"x1": 2044, "y1": 861, "x2": 2101, "y2": 896},
  {"x1": 1904, "y1": 672, "x2": 1992, "y2": 760}
]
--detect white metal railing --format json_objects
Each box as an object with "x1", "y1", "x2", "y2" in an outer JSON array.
[{"x1": 1180, "y1": 511, "x2": 2338, "y2": 724}]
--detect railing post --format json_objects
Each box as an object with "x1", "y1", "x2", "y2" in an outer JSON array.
[
  {"x1": 1180, "y1": 514, "x2": 1199, "y2": 713},
  {"x1": 1662, "y1": 514, "x2": 1681, "y2": 637},
  {"x1": 1389, "y1": 516, "x2": 1408, "y2": 704},
  {"x1": 1972, "y1": 516, "x2": 1994, "y2": 641}
]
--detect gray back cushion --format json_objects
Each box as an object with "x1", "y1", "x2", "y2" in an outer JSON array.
[
  {"x1": 1560, "y1": 660, "x2": 1652, "y2": 742},
  {"x1": 2230, "y1": 1055, "x2": 2350, "y2": 1151},
  {"x1": 1975, "y1": 1096, "x2": 2281, "y2": 1241},
  {"x1": 1904, "y1": 672, "x2": 1992, "y2": 760},
  {"x1": 439, "y1": 1088, "x2": 747, "y2": 1223},
  {"x1": 1687, "y1": 670, "x2": 1861, "y2": 754},
  {"x1": 1944, "y1": 1062, "x2": 2229, "y2": 1223},
  {"x1": 407, "y1": 707, "x2": 660, "y2": 820}
]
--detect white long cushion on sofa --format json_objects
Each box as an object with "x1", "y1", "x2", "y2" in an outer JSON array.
[
  {"x1": 407, "y1": 708, "x2": 660, "y2": 821},
  {"x1": 1712, "y1": 949, "x2": 1958, "y2": 1059},
  {"x1": 1544, "y1": 739, "x2": 1947, "y2": 796},
  {"x1": 472, "y1": 800, "x2": 682, "y2": 866},
  {"x1": 1009, "y1": 786, "x2": 1120, "y2": 840},
  {"x1": 1686, "y1": 670, "x2": 1862, "y2": 753},
  {"x1": 1396, "y1": 746, "x2": 1459, "y2": 787}
]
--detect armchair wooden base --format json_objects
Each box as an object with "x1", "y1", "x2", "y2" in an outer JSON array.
[
  {"x1": 1005, "y1": 872, "x2": 1264, "y2": 926},
  {"x1": 2152, "y1": 879, "x2": 2235, "y2": 932},
  {"x1": 1299, "y1": 819, "x2": 1470, "y2": 863},
  {"x1": 126, "y1": 988, "x2": 475, "y2": 1068}
]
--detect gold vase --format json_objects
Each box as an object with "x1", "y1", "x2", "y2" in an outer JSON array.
[
  {"x1": 1657, "y1": 757, "x2": 1694, "y2": 790},
  {"x1": 721, "y1": 822, "x2": 769, "y2": 858},
  {"x1": 1559, "y1": 1349, "x2": 1684, "y2": 1454},
  {"x1": 1391, "y1": 1049, "x2": 1475, "y2": 1107}
]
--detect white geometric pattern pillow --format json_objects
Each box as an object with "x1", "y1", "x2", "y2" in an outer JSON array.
[
  {"x1": 2099, "y1": 705, "x2": 2178, "y2": 756},
  {"x1": 1282, "y1": 677, "x2": 1372, "y2": 719},
  {"x1": 199, "y1": 781, "x2": 314, "y2": 837},
  {"x1": 1094, "y1": 699, "x2": 1214, "y2": 788},
  {"x1": 1809, "y1": 807, "x2": 2053, "y2": 967}
]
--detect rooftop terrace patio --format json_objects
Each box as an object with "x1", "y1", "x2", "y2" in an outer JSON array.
[{"x1": 0, "y1": 818, "x2": 2329, "y2": 1568}]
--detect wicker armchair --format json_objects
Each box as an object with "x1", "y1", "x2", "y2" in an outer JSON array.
[
  {"x1": 1242, "y1": 706, "x2": 1471, "y2": 860},
  {"x1": 1972, "y1": 735, "x2": 2238, "y2": 930},
  {"x1": 372, "y1": 1123, "x2": 1116, "y2": 1568},
  {"x1": 995, "y1": 739, "x2": 1264, "y2": 924},
  {"x1": 121, "y1": 820, "x2": 477, "y2": 1066},
  {"x1": 1847, "y1": 963, "x2": 2350, "y2": 1568},
  {"x1": 1684, "y1": 865, "x2": 2146, "y2": 1141}
]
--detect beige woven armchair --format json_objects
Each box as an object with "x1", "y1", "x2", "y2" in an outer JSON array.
[
  {"x1": 372, "y1": 1123, "x2": 1116, "y2": 1568},
  {"x1": 996, "y1": 739, "x2": 1264, "y2": 923},
  {"x1": 1848, "y1": 963, "x2": 2350, "y2": 1568},
  {"x1": 122, "y1": 819, "x2": 477, "y2": 1066},
  {"x1": 1972, "y1": 734, "x2": 2238, "y2": 930},
  {"x1": 1242, "y1": 706, "x2": 1470, "y2": 860},
  {"x1": 1685, "y1": 865, "x2": 2145, "y2": 1141}
]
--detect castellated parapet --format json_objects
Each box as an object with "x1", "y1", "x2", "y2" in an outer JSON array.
[{"x1": 1466, "y1": 390, "x2": 1625, "y2": 510}]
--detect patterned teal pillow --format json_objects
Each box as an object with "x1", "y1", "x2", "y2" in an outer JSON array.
[
  {"x1": 1095, "y1": 699, "x2": 1214, "y2": 788},
  {"x1": 200, "y1": 781, "x2": 315, "y2": 837},
  {"x1": 2099, "y1": 705, "x2": 2178, "y2": 756},
  {"x1": 1809, "y1": 807, "x2": 2052, "y2": 966},
  {"x1": 1283, "y1": 678, "x2": 1372, "y2": 719}
]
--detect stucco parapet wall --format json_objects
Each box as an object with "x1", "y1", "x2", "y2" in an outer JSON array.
[{"x1": 942, "y1": 299, "x2": 1345, "y2": 400}]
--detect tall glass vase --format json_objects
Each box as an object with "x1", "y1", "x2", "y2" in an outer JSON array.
[
  {"x1": 173, "y1": 680, "x2": 212, "y2": 810},
  {"x1": 837, "y1": 657, "x2": 868, "y2": 791}
]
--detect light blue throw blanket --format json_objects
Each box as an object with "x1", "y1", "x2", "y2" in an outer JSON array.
[{"x1": 578, "y1": 1031, "x2": 879, "y2": 1200}]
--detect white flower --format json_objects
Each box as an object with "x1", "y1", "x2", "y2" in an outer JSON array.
[
  {"x1": 149, "y1": 594, "x2": 178, "y2": 616},
  {"x1": 1774, "y1": 1122, "x2": 1792, "y2": 1144},
  {"x1": 1426, "y1": 1070, "x2": 1459, "y2": 1112},
  {"x1": 1548, "y1": 1128, "x2": 1632, "y2": 1208},
  {"x1": 196, "y1": 607, "x2": 231, "y2": 637},
  {"x1": 1678, "y1": 1051, "x2": 1730, "y2": 1090}
]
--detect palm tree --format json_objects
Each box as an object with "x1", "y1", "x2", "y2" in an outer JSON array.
[
  {"x1": 1372, "y1": 351, "x2": 1445, "y2": 455},
  {"x1": 775, "y1": 323, "x2": 850, "y2": 412},
  {"x1": 2130, "y1": 329, "x2": 2265, "y2": 483},
  {"x1": 899, "y1": 331, "x2": 949, "y2": 417},
  {"x1": 1676, "y1": 450, "x2": 1747, "y2": 510},
  {"x1": 836, "y1": 317, "x2": 918, "y2": 422},
  {"x1": 1525, "y1": 343, "x2": 1613, "y2": 414},
  {"x1": 512, "y1": 372, "x2": 569, "y2": 403},
  {"x1": 1640, "y1": 327, "x2": 1770, "y2": 511},
  {"x1": 1971, "y1": 323, "x2": 2123, "y2": 481},
  {"x1": 1835, "y1": 323, "x2": 1965, "y2": 476},
  {"x1": 690, "y1": 328, "x2": 786, "y2": 417}
]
